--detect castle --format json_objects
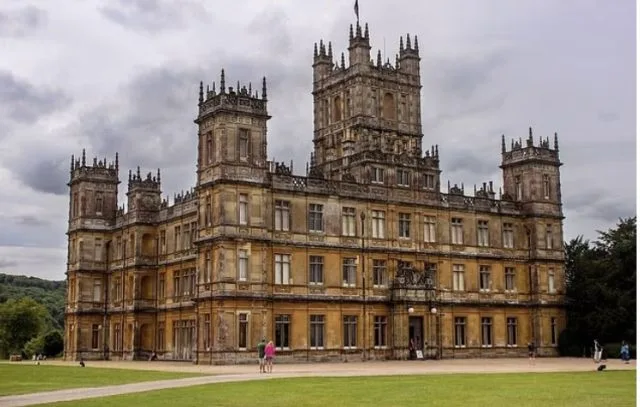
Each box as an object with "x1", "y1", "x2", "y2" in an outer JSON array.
[{"x1": 64, "y1": 20, "x2": 566, "y2": 364}]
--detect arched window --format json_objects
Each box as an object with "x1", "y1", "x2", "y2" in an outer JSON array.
[
  {"x1": 333, "y1": 95, "x2": 342, "y2": 122},
  {"x1": 382, "y1": 93, "x2": 396, "y2": 120}
]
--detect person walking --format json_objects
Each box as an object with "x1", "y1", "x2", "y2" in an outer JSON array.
[
  {"x1": 265, "y1": 340, "x2": 276, "y2": 373},
  {"x1": 593, "y1": 339, "x2": 603, "y2": 363},
  {"x1": 527, "y1": 342, "x2": 536, "y2": 365},
  {"x1": 620, "y1": 341, "x2": 630, "y2": 364},
  {"x1": 257, "y1": 338, "x2": 266, "y2": 373}
]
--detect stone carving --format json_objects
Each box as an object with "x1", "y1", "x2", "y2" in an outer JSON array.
[
  {"x1": 217, "y1": 250, "x2": 225, "y2": 278},
  {"x1": 216, "y1": 310, "x2": 229, "y2": 350},
  {"x1": 394, "y1": 266, "x2": 434, "y2": 289},
  {"x1": 342, "y1": 172, "x2": 356, "y2": 183}
]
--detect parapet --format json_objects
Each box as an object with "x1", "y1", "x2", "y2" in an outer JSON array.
[{"x1": 68, "y1": 149, "x2": 119, "y2": 185}]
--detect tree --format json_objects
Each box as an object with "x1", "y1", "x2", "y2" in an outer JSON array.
[
  {"x1": 0, "y1": 297, "x2": 47, "y2": 357},
  {"x1": 43, "y1": 330, "x2": 64, "y2": 357},
  {"x1": 561, "y1": 217, "x2": 636, "y2": 355}
]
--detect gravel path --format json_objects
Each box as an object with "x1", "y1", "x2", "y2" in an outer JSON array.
[{"x1": 1, "y1": 358, "x2": 635, "y2": 407}]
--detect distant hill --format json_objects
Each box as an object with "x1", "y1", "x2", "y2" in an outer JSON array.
[{"x1": 0, "y1": 273, "x2": 66, "y2": 330}]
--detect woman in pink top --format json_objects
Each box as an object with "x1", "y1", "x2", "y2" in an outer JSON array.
[{"x1": 265, "y1": 340, "x2": 275, "y2": 373}]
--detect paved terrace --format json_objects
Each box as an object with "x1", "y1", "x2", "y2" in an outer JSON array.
[{"x1": 1, "y1": 358, "x2": 635, "y2": 407}]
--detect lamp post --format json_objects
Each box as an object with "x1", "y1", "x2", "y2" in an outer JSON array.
[{"x1": 360, "y1": 211, "x2": 366, "y2": 361}]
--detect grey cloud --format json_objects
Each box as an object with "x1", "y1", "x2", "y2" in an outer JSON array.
[
  {"x1": 0, "y1": 5, "x2": 47, "y2": 38},
  {"x1": 0, "y1": 259, "x2": 18, "y2": 269},
  {"x1": 0, "y1": 70, "x2": 72, "y2": 125},
  {"x1": 429, "y1": 51, "x2": 509, "y2": 100},
  {"x1": 564, "y1": 191, "x2": 636, "y2": 225},
  {"x1": 13, "y1": 215, "x2": 51, "y2": 227},
  {"x1": 13, "y1": 157, "x2": 69, "y2": 195},
  {"x1": 98, "y1": 0, "x2": 210, "y2": 33}
]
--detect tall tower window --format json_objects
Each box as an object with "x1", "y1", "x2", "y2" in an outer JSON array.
[
  {"x1": 382, "y1": 92, "x2": 396, "y2": 120},
  {"x1": 95, "y1": 194, "x2": 103, "y2": 215},
  {"x1": 238, "y1": 194, "x2": 248, "y2": 225},
  {"x1": 543, "y1": 174, "x2": 550, "y2": 199},
  {"x1": 80, "y1": 196, "x2": 87, "y2": 216},
  {"x1": 72, "y1": 193, "x2": 79, "y2": 217},
  {"x1": 239, "y1": 129, "x2": 249, "y2": 160},
  {"x1": 546, "y1": 224, "x2": 553, "y2": 249},
  {"x1": 515, "y1": 175, "x2": 522, "y2": 201},
  {"x1": 333, "y1": 95, "x2": 342, "y2": 121},
  {"x1": 206, "y1": 133, "x2": 213, "y2": 163},
  {"x1": 238, "y1": 249, "x2": 248, "y2": 281}
]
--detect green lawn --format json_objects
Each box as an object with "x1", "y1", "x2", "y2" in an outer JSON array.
[
  {"x1": 44, "y1": 371, "x2": 636, "y2": 407},
  {"x1": 0, "y1": 364, "x2": 204, "y2": 396}
]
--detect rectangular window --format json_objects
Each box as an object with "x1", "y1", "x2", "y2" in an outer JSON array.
[
  {"x1": 342, "y1": 207, "x2": 356, "y2": 236},
  {"x1": 396, "y1": 169, "x2": 410, "y2": 187},
  {"x1": 239, "y1": 129, "x2": 249, "y2": 160},
  {"x1": 94, "y1": 238, "x2": 103, "y2": 262},
  {"x1": 546, "y1": 225, "x2": 553, "y2": 249},
  {"x1": 548, "y1": 268, "x2": 556, "y2": 293},
  {"x1": 95, "y1": 194, "x2": 104, "y2": 215},
  {"x1": 92, "y1": 279, "x2": 101, "y2": 302},
  {"x1": 91, "y1": 324, "x2": 100, "y2": 349},
  {"x1": 114, "y1": 278, "x2": 122, "y2": 301},
  {"x1": 423, "y1": 216, "x2": 436, "y2": 243},
  {"x1": 507, "y1": 317, "x2": 517, "y2": 346},
  {"x1": 274, "y1": 254, "x2": 291, "y2": 285},
  {"x1": 453, "y1": 264, "x2": 465, "y2": 291},
  {"x1": 238, "y1": 250, "x2": 248, "y2": 281},
  {"x1": 479, "y1": 265, "x2": 491, "y2": 292},
  {"x1": 543, "y1": 174, "x2": 550, "y2": 199},
  {"x1": 238, "y1": 313, "x2": 248, "y2": 349},
  {"x1": 372, "y1": 210, "x2": 385, "y2": 239},
  {"x1": 191, "y1": 222, "x2": 197, "y2": 244},
  {"x1": 157, "y1": 322, "x2": 165, "y2": 350},
  {"x1": 503, "y1": 223, "x2": 514, "y2": 248},
  {"x1": 158, "y1": 273, "x2": 165, "y2": 300},
  {"x1": 160, "y1": 231, "x2": 166, "y2": 254},
  {"x1": 239, "y1": 194, "x2": 248, "y2": 225},
  {"x1": 182, "y1": 224, "x2": 190, "y2": 250},
  {"x1": 342, "y1": 258, "x2": 357, "y2": 287},
  {"x1": 113, "y1": 324, "x2": 121, "y2": 351},
  {"x1": 515, "y1": 175, "x2": 522, "y2": 201},
  {"x1": 374, "y1": 316, "x2": 387, "y2": 347},
  {"x1": 423, "y1": 173, "x2": 435, "y2": 189},
  {"x1": 454, "y1": 317, "x2": 466, "y2": 347},
  {"x1": 206, "y1": 133, "x2": 213, "y2": 164},
  {"x1": 343, "y1": 316, "x2": 357, "y2": 349},
  {"x1": 275, "y1": 315, "x2": 290, "y2": 349},
  {"x1": 477, "y1": 220, "x2": 489, "y2": 247},
  {"x1": 451, "y1": 218, "x2": 463, "y2": 245},
  {"x1": 308, "y1": 204, "x2": 324, "y2": 232},
  {"x1": 204, "y1": 314, "x2": 211, "y2": 350},
  {"x1": 373, "y1": 259, "x2": 387, "y2": 287},
  {"x1": 310, "y1": 315, "x2": 324, "y2": 349},
  {"x1": 205, "y1": 196, "x2": 212, "y2": 226},
  {"x1": 551, "y1": 317, "x2": 558, "y2": 346},
  {"x1": 398, "y1": 213, "x2": 411, "y2": 238},
  {"x1": 309, "y1": 256, "x2": 324, "y2": 285},
  {"x1": 274, "y1": 200, "x2": 290, "y2": 231},
  {"x1": 505, "y1": 267, "x2": 516, "y2": 291},
  {"x1": 174, "y1": 226, "x2": 181, "y2": 252},
  {"x1": 204, "y1": 251, "x2": 211, "y2": 283},
  {"x1": 372, "y1": 167, "x2": 384, "y2": 184},
  {"x1": 481, "y1": 317, "x2": 493, "y2": 347}
]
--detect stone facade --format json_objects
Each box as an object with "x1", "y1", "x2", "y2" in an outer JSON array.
[{"x1": 64, "y1": 21, "x2": 566, "y2": 364}]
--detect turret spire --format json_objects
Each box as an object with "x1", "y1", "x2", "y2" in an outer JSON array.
[
  {"x1": 262, "y1": 76, "x2": 267, "y2": 100},
  {"x1": 501, "y1": 134, "x2": 506, "y2": 153},
  {"x1": 220, "y1": 69, "x2": 225, "y2": 93},
  {"x1": 81, "y1": 149, "x2": 86, "y2": 167},
  {"x1": 198, "y1": 81, "x2": 203, "y2": 104}
]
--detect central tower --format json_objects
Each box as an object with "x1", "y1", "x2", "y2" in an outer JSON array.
[{"x1": 310, "y1": 22, "x2": 434, "y2": 186}]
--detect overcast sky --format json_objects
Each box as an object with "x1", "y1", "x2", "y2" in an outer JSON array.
[{"x1": 0, "y1": 0, "x2": 636, "y2": 281}]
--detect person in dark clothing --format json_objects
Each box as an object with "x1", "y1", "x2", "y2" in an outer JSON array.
[
  {"x1": 257, "y1": 338, "x2": 266, "y2": 373},
  {"x1": 528, "y1": 342, "x2": 535, "y2": 365}
]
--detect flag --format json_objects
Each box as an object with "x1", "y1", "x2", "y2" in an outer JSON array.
[{"x1": 354, "y1": 0, "x2": 359, "y2": 20}]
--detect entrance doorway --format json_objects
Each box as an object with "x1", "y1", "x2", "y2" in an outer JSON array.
[{"x1": 408, "y1": 316, "x2": 424, "y2": 359}]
